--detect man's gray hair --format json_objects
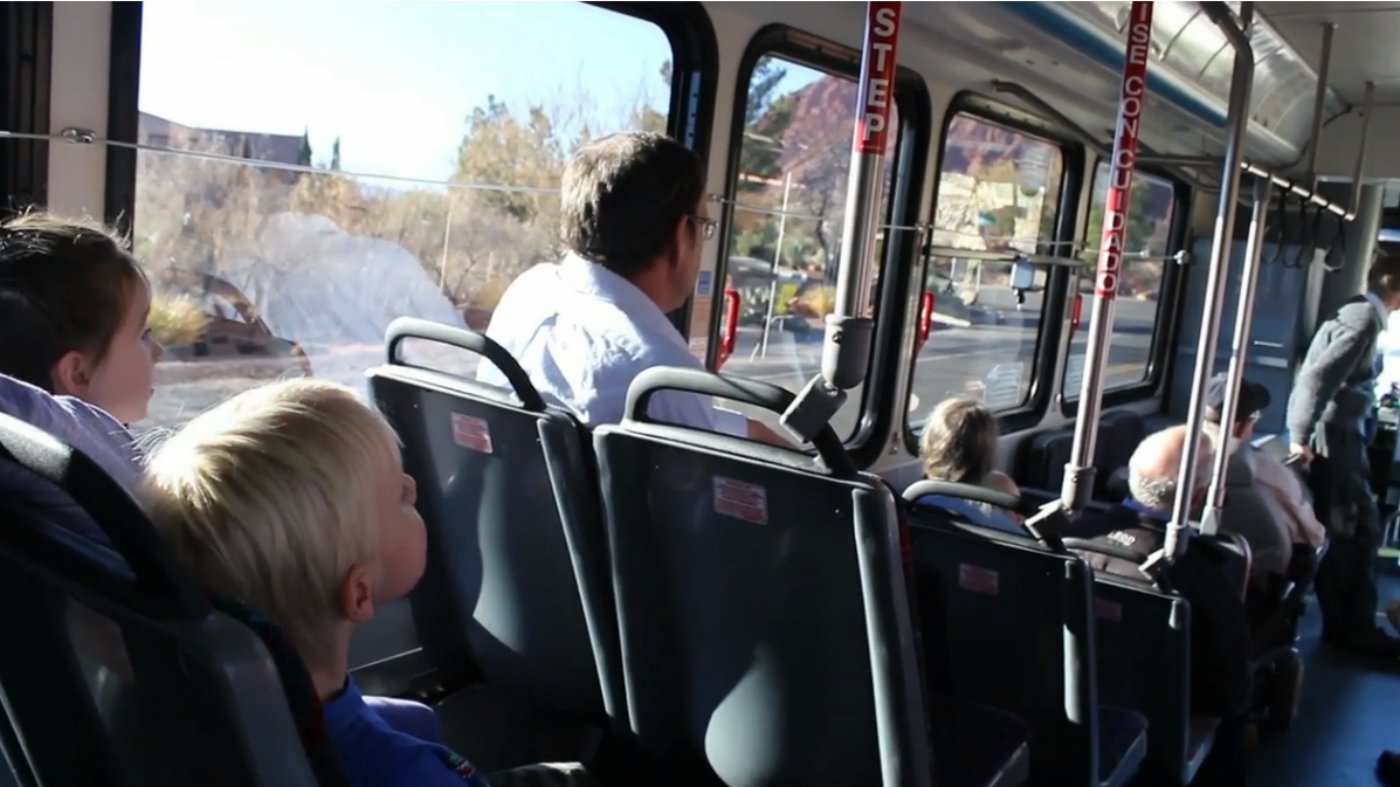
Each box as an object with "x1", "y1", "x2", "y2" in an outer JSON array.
[
  {"x1": 1128, "y1": 473, "x2": 1179, "y2": 511},
  {"x1": 1127, "y1": 428, "x2": 1214, "y2": 511}
]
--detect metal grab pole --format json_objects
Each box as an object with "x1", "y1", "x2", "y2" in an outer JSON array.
[
  {"x1": 1349, "y1": 81, "x2": 1375, "y2": 219},
  {"x1": 1060, "y1": 0, "x2": 1155, "y2": 512},
  {"x1": 1304, "y1": 23, "x2": 1336, "y2": 185},
  {"x1": 760, "y1": 173, "x2": 794, "y2": 359},
  {"x1": 780, "y1": 1, "x2": 902, "y2": 440},
  {"x1": 1201, "y1": 176, "x2": 1271, "y2": 536},
  {"x1": 831, "y1": 1, "x2": 901, "y2": 344},
  {"x1": 1162, "y1": 2, "x2": 1254, "y2": 565}
]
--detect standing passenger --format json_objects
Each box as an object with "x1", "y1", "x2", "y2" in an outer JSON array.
[
  {"x1": 480, "y1": 132, "x2": 785, "y2": 444},
  {"x1": 1286, "y1": 253, "x2": 1400, "y2": 660}
]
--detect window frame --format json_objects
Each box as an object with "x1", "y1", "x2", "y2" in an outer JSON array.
[
  {"x1": 0, "y1": 2, "x2": 54, "y2": 218},
  {"x1": 713, "y1": 24, "x2": 931, "y2": 465},
  {"x1": 1059, "y1": 159, "x2": 1190, "y2": 417},
  {"x1": 902, "y1": 91, "x2": 1085, "y2": 450},
  {"x1": 104, "y1": 1, "x2": 719, "y2": 242}
]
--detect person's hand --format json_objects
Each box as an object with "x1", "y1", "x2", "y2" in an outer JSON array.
[{"x1": 1289, "y1": 442, "x2": 1314, "y2": 467}]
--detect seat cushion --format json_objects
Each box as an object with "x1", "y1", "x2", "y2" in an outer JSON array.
[
  {"x1": 932, "y1": 699, "x2": 1031, "y2": 787},
  {"x1": 1097, "y1": 705, "x2": 1148, "y2": 781}
]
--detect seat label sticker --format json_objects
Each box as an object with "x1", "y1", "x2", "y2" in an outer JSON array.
[
  {"x1": 1093, "y1": 596, "x2": 1123, "y2": 623},
  {"x1": 713, "y1": 476, "x2": 769, "y2": 525},
  {"x1": 451, "y1": 412, "x2": 494, "y2": 454},
  {"x1": 958, "y1": 563, "x2": 1000, "y2": 596}
]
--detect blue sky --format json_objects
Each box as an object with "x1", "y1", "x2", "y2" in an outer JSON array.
[{"x1": 139, "y1": 2, "x2": 823, "y2": 185}]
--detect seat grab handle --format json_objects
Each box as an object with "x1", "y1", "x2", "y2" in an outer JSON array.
[
  {"x1": 384, "y1": 317, "x2": 547, "y2": 411},
  {"x1": 625, "y1": 366, "x2": 857, "y2": 478}
]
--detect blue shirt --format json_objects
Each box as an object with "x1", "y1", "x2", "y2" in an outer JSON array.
[
  {"x1": 479, "y1": 253, "x2": 747, "y2": 435},
  {"x1": 323, "y1": 678, "x2": 488, "y2": 787}
]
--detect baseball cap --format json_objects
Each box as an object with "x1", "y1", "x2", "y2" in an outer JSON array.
[{"x1": 1205, "y1": 373, "x2": 1271, "y2": 423}]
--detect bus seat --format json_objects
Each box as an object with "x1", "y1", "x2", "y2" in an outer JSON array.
[
  {"x1": 0, "y1": 726, "x2": 21, "y2": 787},
  {"x1": 1017, "y1": 411, "x2": 1144, "y2": 502},
  {"x1": 1080, "y1": 566, "x2": 1218, "y2": 786},
  {"x1": 1094, "y1": 412, "x2": 1144, "y2": 499},
  {"x1": 1201, "y1": 532, "x2": 1252, "y2": 603},
  {"x1": 1104, "y1": 467, "x2": 1131, "y2": 501},
  {"x1": 1019, "y1": 429, "x2": 1074, "y2": 492},
  {"x1": 0, "y1": 412, "x2": 324, "y2": 787},
  {"x1": 904, "y1": 490, "x2": 1147, "y2": 787},
  {"x1": 1248, "y1": 541, "x2": 1326, "y2": 734},
  {"x1": 367, "y1": 319, "x2": 620, "y2": 733},
  {"x1": 594, "y1": 368, "x2": 1030, "y2": 787},
  {"x1": 906, "y1": 480, "x2": 1025, "y2": 536}
]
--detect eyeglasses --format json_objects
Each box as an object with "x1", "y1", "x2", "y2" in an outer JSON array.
[{"x1": 688, "y1": 215, "x2": 717, "y2": 240}]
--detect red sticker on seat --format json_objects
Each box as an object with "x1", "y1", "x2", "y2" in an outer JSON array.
[
  {"x1": 451, "y1": 413, "x2": 493, "y2": 454},
  {"x1": 958, "y1": 564, "x2": 999, "y2": 596},
  {"x1": 1094, "y1": 596, "x2": 1123, "y2": 623},
  {"x1": 713, "y1": 476, "x2": 768, "y2": 525}
]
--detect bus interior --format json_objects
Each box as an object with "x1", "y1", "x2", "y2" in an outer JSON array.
[{"x1": 1, "y1": 1, "x2": 1399, "y2": 785}]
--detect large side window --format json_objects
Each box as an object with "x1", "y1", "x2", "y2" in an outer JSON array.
[
  {"x1": 1062, "y1": 165, "x2": 1176, "y2": 399},
  {"x1": 717, "y1": 53, "x2": 901, "y2": 441},
  {"x1": 907, "y1": 113, "x2": 1064, "y2": 432},
  {"x1": 128, "y1": 2, "x2": 677, "y2": 432}
]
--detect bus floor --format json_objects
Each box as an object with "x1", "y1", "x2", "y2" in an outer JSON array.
[{"x1": 1248, "y1": 560, "x2": 1400, "y2": 786}]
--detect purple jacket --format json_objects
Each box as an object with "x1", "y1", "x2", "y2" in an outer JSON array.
[{"x1": 0, "y1": 374, "x2": 143, "y2": 544}]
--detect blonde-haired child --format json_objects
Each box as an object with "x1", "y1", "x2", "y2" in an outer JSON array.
[{"x1": 141, "y1": 379, "x2": 487, "y2": 786}]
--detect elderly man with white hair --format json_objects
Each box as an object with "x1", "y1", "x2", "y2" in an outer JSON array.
[{"x1": 1070, "y1": 425, "x2": 1254, "y2": 786}]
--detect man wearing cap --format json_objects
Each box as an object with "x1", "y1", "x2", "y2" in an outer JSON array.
[
  {"x1": 1203, "y1": 374, "x2": 1325, "y2": 588},
  {"x1": 1286, "y1": 254, "x2": 1400, "y2": 659}
]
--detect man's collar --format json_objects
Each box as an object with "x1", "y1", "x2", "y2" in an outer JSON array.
[
  {"x1": 557, "y1": 252, "x2": 684, "y2": 341},
  {"x1": 559, "y1": 252, "x2": 657, "y2": 310}
]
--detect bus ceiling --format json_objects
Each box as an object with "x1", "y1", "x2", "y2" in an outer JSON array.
[{"x1": 865, "y1": 2, "x2": 1396, "y2": 182}]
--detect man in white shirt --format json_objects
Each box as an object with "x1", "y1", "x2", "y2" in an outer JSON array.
[{"x1": 480, "y1": 132, "x2": 784, "y2": 444}]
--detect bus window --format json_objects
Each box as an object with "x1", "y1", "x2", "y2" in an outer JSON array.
[
  {"x1": 717, "y1": 54, "x2": 901, "y2": 441},
  {"x1": 1062, "y1": 166, "x2": 1176, "y2": 399},
  {"x1": 907, "y1": 114, "x2": 1064, "y2": 430},
  {"x1": 127, "y1": 2, "x2": 675, "y2": 433}
]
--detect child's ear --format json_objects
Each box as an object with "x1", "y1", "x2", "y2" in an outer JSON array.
[
  {"x1": 50, "y1": 350, "x2": 93, "y2": 398},
  {"x1": 337, "y1": 564, "x2": 375, "y2": 624}
]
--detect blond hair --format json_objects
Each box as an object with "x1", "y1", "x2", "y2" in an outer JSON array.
[{"x1": 142, "y1": 379, "x2": 400, "y2": 664}]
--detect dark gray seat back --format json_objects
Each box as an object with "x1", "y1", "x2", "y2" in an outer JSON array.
[
  {"x1": 367, "y1": 318, "x2": 618, "y2": 725},
  {"x1": 0, "y1": 413, "x2": 318, "y2": 787},
  {"x1": 904, "y1": 480, "x2": 1150, "y2": 787},
  {"x1": 902, "y1": 494, "x2": 1096, "y2": 785},
  {"x1": 1018, "y1": 410, "x2": 1144, "y2": 501},
  {"x1": 1079, "y1": 565, "x2": 1213, "y2": 786},
  {"x1": 594, "y1": 368, "x2": 932, "y2": 787}
]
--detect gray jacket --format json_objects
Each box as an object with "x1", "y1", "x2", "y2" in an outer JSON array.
[{"x1": 1286, "y1": 295, "x2": 1385, "y2": 444}]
